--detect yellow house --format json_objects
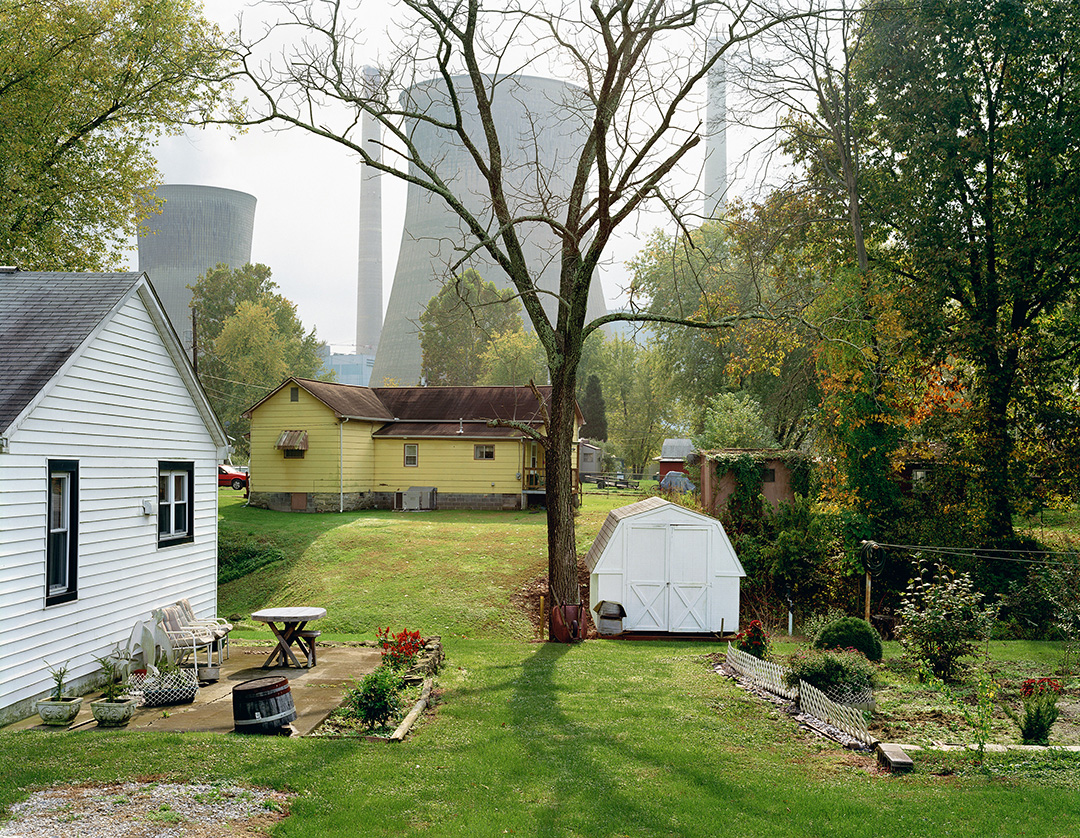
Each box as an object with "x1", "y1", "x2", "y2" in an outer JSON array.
[{"x1": 243, "y1": 379, "x2": 581, "y2": 512}]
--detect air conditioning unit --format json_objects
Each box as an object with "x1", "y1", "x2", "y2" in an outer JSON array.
[{"x1": 403, "y1": 486, "x2": 437, "y2": 510}]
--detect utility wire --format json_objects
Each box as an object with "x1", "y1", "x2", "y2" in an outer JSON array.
[{"x1": 872, "y1": 541, "x2": 1080, "y2": 570}]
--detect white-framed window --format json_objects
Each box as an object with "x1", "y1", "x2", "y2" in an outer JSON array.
[
  {"x1": 158, "y1": 461, "x2": 194, "y2": 546},
  {"x1": 404, "y1": 443, "x2": 418, "y2": 467},
  {"x1": 46, "y1": 460, "x2": 78, "y2": 606},
  {"x1": 474, "y1": 444, "x2": 495, "y2": 460}
]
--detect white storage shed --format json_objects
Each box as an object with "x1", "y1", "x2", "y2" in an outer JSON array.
[{"x1": 586, "y1": 497, "x2": 745, "y2": 634}]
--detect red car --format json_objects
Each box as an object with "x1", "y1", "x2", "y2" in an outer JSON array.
[{"x1": 218, "y1": 465, "x2": 248, "y2": 490}]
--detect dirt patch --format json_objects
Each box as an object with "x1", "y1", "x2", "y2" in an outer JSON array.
[
  {"x1": 512, "y1": 563, "x2": 594, "y2": 640},
  {"x1": 0, "y1": 781, "x2": 292, "y2": 838}
]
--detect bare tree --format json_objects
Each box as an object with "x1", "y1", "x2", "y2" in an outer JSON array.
[
  {"x1": 732, "y1": 0, "x2": 865, "y2": 266},
  {"x1": 227, "y1": 0, "x2": 813, "y2": 628}
]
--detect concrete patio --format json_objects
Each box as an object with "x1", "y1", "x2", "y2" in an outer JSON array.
[{"x1": 9, "y1": 641, "x2": 382, "y2": 736}]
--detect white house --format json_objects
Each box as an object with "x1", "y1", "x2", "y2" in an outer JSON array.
[
  {"x1": 0, "y1": 271, "x2": 228, "y2": 723},
  {"x1": 585, "y1": 497, "x2": 745, "y2": 634}
]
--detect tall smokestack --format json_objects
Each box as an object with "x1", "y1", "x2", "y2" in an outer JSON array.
[
  {"x1": 704, "y1": 42, "x2": 728, "y2": 219},
  {"x1": 356, "y1": 66, "x2": 383, "y2": 354}
]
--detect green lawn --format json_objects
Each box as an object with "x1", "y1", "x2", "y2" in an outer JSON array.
[{"x1": 3, "y1": 489, "x2": 1079, "y2": 836}]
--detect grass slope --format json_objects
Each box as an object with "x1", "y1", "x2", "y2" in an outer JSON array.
[
  {"x1": 3, "y1": 490, "x2": 1079, "y2": 836},
  {"x1": 218, "y1": 489, "x2": 627, "y2": 640},
  {"x1": 4, "y1": 640, "x2": 1078, "y2": 836}
]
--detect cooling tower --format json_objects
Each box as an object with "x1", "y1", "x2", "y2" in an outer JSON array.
[
  {"x1": 137, "y1": 184, "x2": 256, "y2": 353},
  {"x1": 356, "y1": 67, "x2": 383, "y2": 354},
  {"x1": 370, "y1": 75, "x2": 608, "y2": 386},
  {"x1": 704, "y1": 47, "x2": 728, "y2": 219}
]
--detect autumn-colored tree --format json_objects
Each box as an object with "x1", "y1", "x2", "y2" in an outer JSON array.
[
  {"x1": 0, "y1": 0, "x2": 235, "y2": 269},
  {"x1": 851, "y1": 0, "x2": 1080, "y2": 544},
  {"x1": 628, "y1": 206, "x2": 818, "y2": 449}
]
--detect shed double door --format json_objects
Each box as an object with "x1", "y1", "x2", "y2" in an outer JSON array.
[{"x1": 625, "y1": 524, "x2": 710, "y2": 632}]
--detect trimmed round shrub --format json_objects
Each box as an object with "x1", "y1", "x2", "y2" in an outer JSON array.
[
  {"x1": 813, "y1": 616, "x2": 883, "y2": 662},
  {"x1": 784, "y1": 647, "x2": 877, "y2": 697}
]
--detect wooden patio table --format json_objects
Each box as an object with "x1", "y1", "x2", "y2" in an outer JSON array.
[{"x1": 251, "y1": 607, "x2": 327, "y2": 669}]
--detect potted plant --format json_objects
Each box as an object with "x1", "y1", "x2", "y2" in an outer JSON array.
[
  {"x1": 36, "y1": 661, "x2": 83, "y2": 726},
  {"x1": 90, "y1": 646, "x2": 137, "y2": 727}
]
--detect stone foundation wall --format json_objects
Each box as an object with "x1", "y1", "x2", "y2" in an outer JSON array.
[
  {"x1": 247, "y1": 491, "x2": 372, "y2": 513},
  {"x1": 436, "y1": 492, "x2": 521, "y2": 511},
  {"x1": 248, "y1": 491, "x2": 523, "y2": 512}
]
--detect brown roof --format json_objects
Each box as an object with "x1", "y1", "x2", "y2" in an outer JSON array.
[
  {"x1": 372, "y1": 386, "x2": 554, "y2": 424},
  {"x1": 244, "y1": 380, "x2": 578, "y2": 440},
  {"x1": 242, "y1": 378, "x2": 394, "y2": 421},
  {"x1": 275, "y1": 430, "x2": 309, "y2": 450},
  {"x1": 372, "y1": 421, "x2": 529, "y2": 439}
]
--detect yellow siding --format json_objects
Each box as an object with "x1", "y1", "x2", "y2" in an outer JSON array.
[
  {"x1": 372, "y1": 437, "x2": 524, "y2": 494},
  {"x1": 248, "y1": 387, "x2": 379, "y2": 493}
]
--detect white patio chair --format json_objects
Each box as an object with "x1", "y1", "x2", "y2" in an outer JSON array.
[
  {"x1": 174, "y1": 598, "x2": 232, "y2": 662},
  {"x1": 154, "y1": 606, "x2": 215, "y2": 680}
]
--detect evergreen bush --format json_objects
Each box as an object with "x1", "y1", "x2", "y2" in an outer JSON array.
[
  {"x1": 347, "y1": 667, "x2": 403, "y2": 730},
  {"x1": 784, "y1": 648, "x2": 877, "y2": 700},
  {"x1": 814, "y1": 616, "x2": 883, "y2": 662}
]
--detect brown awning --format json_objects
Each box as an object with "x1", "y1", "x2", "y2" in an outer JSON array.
[{"x1": 275, "y1": 430, "x2": 309, "y2": 450}]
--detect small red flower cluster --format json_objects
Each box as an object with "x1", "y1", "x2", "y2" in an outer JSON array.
[
  {"x1": 735, "y1": 619, "x2": 769, "y2": 659},
  {"x1": 1020, "y1": 677, "x2": 1063, "y2": 699},
  {"x1": 377, "y1": 626, "x2": 424, "y2": 670}
]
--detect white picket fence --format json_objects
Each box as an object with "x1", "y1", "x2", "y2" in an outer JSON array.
[
  {"x1": 798, "y1": 680, "x2": 875, "y2": 747},
  {"x1": 725, "y1": 644, "x2": 797, "y2": 700},
  {"x1": 725, "y1": 643, "x2": 874, "y2": 747}
]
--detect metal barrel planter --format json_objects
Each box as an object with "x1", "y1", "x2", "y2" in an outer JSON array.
[{"x1": 232, "y1": 676, "x2": 296, "y2": 734}]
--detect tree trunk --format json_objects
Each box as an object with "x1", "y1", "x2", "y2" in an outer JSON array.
[
  {"x1": 979, "y1": 359, "x2": 1015, "y2": 545},
  {"x1": 545, "y1": 363, "x2": 580, "y2": 638}
]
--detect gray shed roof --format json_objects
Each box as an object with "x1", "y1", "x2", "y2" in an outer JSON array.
[
  {"x1": 0, "y1": 271, "x2": 145, "y2": 434},
  {"x1": 584, "y1": 496, "x2": 669, "y2": 572},
  {"x1": 659, "y1": 438, "x2": 696, "y2": 461}
]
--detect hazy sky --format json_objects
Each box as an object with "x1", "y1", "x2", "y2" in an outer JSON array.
[{"x1": 135, "y1": 1, "x2": 752, "y2": 353}]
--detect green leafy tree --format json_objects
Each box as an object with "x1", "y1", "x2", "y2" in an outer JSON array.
[
  {"x1": 190, "y1": 264, "x2": 325, "y2": 455},
  {"x1": 0, "y1": 0, "x2": 235, "y2": 269},
  {"x1": 628, "y1": 208, "x2": 819, "y2": 449},
  {"x1": 694, "y1": 392, "x2": 778, "y2": 450},
  {"x1": 478, "y1": 327, "x2": 547, "y2": 386},
  {"x1": 579, "y1": 375, "x2": 608, "y2": 442},
  {"x1": 598, "y1": 339, "x2": 674, "y2": 475},
  {"x1": 851, "y1": 0, "x2": 1080, "y2": 544},
  {"x1": 420, "y1": 270, "x2": 522, "y2": 386}
]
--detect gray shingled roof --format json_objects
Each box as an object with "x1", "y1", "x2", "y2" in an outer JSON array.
[
  {"x1": 659, "y1": 438, "x2": 696, "y2": 461},
  {"x1": 584, "y1": 496, "x2": 670, "y2": 571},
  {"x1": 0, "y1": 272, "x2": 144, "y2": 435}
]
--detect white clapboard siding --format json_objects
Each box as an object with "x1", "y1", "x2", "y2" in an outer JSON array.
[{"x1": 0, "y1": 291, "x2": 222, "y2": 720}]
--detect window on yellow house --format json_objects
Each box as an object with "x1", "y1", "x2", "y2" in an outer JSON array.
[
  {"x1": 404, "y1": 443, "x2": 418, "y2": 467},
  {"x1": 474, "y1": 444, "x2": 495, "y2": 460}
]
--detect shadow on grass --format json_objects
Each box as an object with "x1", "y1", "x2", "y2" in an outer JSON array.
[{"x1": 504, "y1": 641, "x2": 755, "y2": 834}]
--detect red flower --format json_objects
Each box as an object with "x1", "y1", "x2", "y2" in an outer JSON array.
[{"x1": 1020, "y1": 677, "x2": 1062, "y2": 699}]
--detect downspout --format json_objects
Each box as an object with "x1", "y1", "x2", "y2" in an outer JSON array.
[{"x1": 340, "y1": 418, "x2": 349, "y2": 513}]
